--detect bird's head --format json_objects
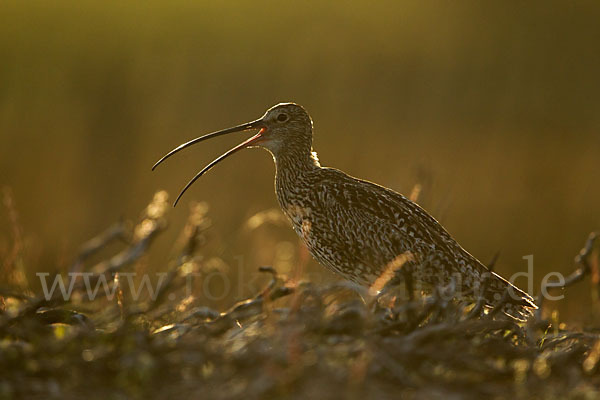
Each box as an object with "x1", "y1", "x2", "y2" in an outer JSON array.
[
  {"x1": 255, "y1": 103, "x2": 313, "y2": 153},
  {"x1": 152, "y1": 102, "x2": 313, "y2": 206}
]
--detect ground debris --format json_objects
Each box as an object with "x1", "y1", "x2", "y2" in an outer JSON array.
[{"x1": 0, "y1": 194, "x2": 599, "y2": 399}]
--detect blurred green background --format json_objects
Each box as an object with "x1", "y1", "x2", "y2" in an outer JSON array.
[{"x1": 1, "y1": 1, "x2": 598, "y2": 320}]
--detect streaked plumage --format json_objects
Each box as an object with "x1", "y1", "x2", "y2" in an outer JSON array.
[{"x1": 153, "y1": 102, "x2": 537, "y2": 320}]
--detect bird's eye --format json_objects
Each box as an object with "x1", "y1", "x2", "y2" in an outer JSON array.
[{"x1": 276, "y1": 113, "x2": 289, "y2": 122}]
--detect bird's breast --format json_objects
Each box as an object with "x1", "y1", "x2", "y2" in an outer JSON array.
[{"x1": 282, "y1": 203, "x2": 312, "y2": 237}]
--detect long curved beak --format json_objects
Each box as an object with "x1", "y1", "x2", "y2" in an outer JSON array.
[{"x1": 152, "y1": 118, "x2": 265, "y2": 206}]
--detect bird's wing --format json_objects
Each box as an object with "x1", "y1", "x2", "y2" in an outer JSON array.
[
  {"x1": 311, "y1": 168, "x2": 464, "y2": 273},
  {"x1": 309, "y1": 168, "x2": 536, "y2": 316}
]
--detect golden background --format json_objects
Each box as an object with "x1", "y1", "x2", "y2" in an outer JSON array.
[{"x1": 1, "y1": 1, "x2": 598, "y2": 320}]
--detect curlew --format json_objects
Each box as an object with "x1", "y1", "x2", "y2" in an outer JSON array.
[{"x1": 153, "y1": 103, "x2": 536, "y2": 320}]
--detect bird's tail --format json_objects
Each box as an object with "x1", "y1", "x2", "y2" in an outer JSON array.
[{"x1": 482, "y1": 272, "x2": 537, "y2": 321}]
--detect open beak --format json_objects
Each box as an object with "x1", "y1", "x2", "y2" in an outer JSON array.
[{"x1": 152, "y1": 118, "x2": 266, "y2": 206}]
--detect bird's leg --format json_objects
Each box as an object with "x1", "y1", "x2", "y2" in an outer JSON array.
[
  {"x1": 371, "y1": 264, "x2": 418, "y2": 328},
  {"x1": 402, "y1": 267, "x2": 417, "y2": 329},
  {"x1": 403, "y1": 268, "x2": 415, "y2": 301}
]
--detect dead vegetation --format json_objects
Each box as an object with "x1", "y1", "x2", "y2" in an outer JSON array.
[{"x1": 1, "y1": 192, "x2": 599, "y2": 400}]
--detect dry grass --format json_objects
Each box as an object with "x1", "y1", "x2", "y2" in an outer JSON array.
[{"x1": 1, "y1": 193, "x2": 599, "y2": 400}]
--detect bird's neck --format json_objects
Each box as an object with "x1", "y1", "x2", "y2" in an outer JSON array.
[{"x1": 273, "y1": 146, "x2": 321, "y2": 209}]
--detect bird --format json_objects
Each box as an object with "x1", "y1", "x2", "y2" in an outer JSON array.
[{"x1": 152, "y1": 102, "x2": 536, "y2": 320}]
